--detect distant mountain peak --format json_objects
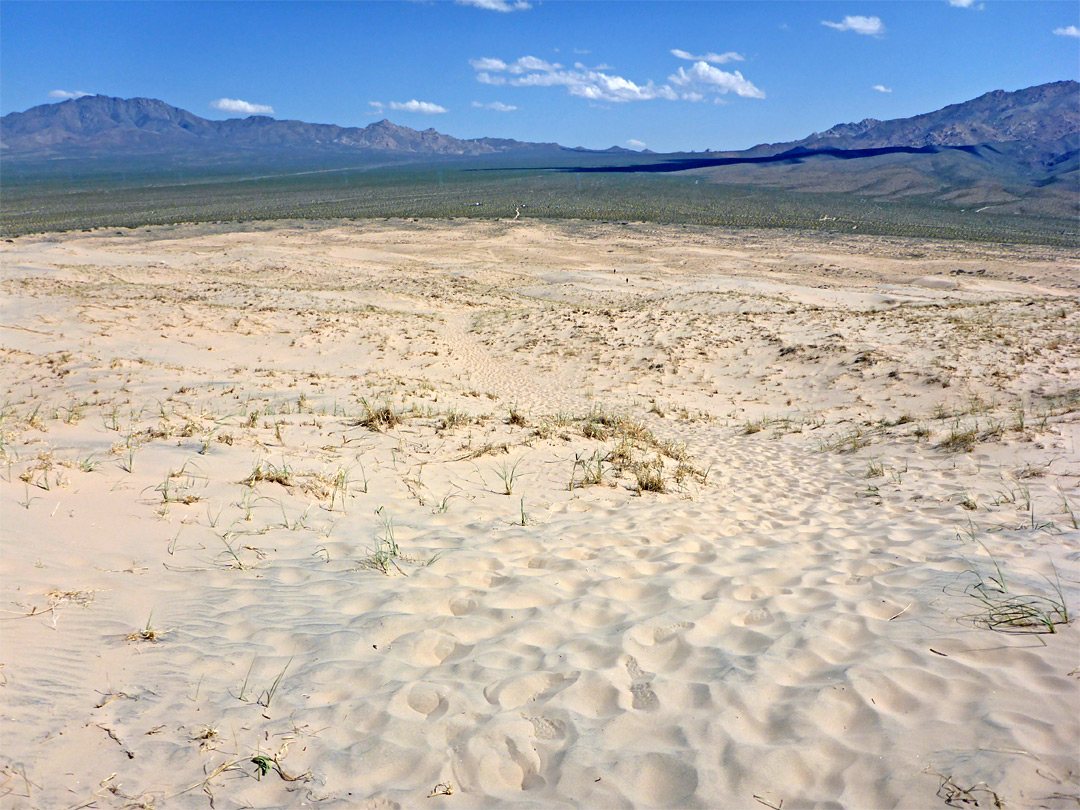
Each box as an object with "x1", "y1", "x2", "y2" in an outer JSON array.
[
  {"x1": 0, "y1": 95, "x2": 554, "y2": 158},
  {"x1": 781, "y1": 80, "x2": 1078, "y2": 152}
]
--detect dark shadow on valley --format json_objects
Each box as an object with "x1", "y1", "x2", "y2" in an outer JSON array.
[{"x1": 469, "y1": 144, "x2": 988, "y2": 175}]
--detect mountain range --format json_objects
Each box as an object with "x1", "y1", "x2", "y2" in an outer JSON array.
[
  {"x1": 3, "y1": 81, "x2": 1076, "y2": 159},
  {"x1": 0, "y1": 94, "x2": 558, "y2": 157},
  {"x1": 2, "y1": 81, "x2": 1077, "y2": 219},
  {"x1": 766, "y1": 80, "x2": 1078, "y2": 152}
]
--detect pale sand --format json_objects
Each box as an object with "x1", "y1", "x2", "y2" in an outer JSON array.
[{"x1": 1, "y1": 219, "x2": 1077, "y2": 809}]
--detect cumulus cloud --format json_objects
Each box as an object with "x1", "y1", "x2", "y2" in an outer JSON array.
[
  {"x1": 1053, "y1": 25, "x2": 1080, "y2": 37},
  {"x1": 670, "y1": 49, "x2": 744, "y2": 64},
  {"x1": 471, "y1": 53, "x2": 764, "y2": 105},
  {"x1": 370, "y1": 100, "x2": 448, "y2": 114},
  {"x1": 49, "y1": 89, "x2": 92, "y2": 100},
  {"x1": 513, "y1": 55, "x2": 562, "y2": 73},
  {"x1": 471, "y1": 101, "x2": 518, "y2": 111},
  {"x1": 457, "y1": 0, "x2": 531, "y2": 11},
  {"x1": 469, "y1": 57, "x2": 508, "y2": 72},
  {"x1": 471, "y1": 56, "x2": 563, "y2": 76},
  {"x1": 873, "y1": 84, "x2": 892, "y2": 93},
  {"x1": 211, "y1": 98, "x2": 274, "y2": 115},
  {"x1": 569, "y1": 74, "x2": 678, "y2": 102},
  {"x1": 822, "y1": 16, "x2": 885, "y2": 36},
  {"x1": 471, "y1": 55, "x2": 676, "y2": 102},
  {"x1": 626, "y1": 139, "x2": 646, "y2": 150},
  {"x1": 947, "y1": 0, "x2": 980, "y2": 7},
  {"x1": 668, "y1": 62, "x2": 765, "y2": 99}
]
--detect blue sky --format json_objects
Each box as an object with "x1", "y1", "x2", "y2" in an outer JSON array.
[{"x1": 2, "y1": 1, "x2": 1077, "y2": 152}]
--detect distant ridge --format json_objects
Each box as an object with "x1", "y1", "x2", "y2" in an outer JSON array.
[
  {"x1": 2, "y1": 82, "x2": 1076, "y2": 222},
  {"x1": 573, "y1": 81, "x2": 1077, "y2": 219},
  {"x1": 2, "y1": 81, "x2": 1076, "y2": 159},
  {"x1": 0, "y1": 95, "x2": 560, "y2": 157},
  {"x1": 761, "y1": 80, "x2": 1079, "y2": 153}
]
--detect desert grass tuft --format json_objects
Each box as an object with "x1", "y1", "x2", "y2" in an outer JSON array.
[
  {"x1": 569, "y1": 450, "x2": 605, "y2": 490},
  {"x1": 492, "y1": 457, "x2": 524, "y2": 495},
  {"x1": 742, "y1": 418, "x2": 765, "y2": 435},
  {"x1": 938, "y1": 424, "x2": 978, "y2": 453},
  {"x1": 958, "y1": 534, "x2": 1071, "y2": 634},
  {"x1": 633, "y1": 457, "x2": 666, "y2": 493},
  {"x1": 257, "y1": 656, "x2": 293, "y2": 708},
  {"x1": 242, "y1": 460, "x2": 293, "y2": 487},
  {"x1": 126, "y1": 612, "x2": 161, "y2": 643},
  {"x1": 358, "y1": 515, "x2": 409, "y2": 574},
  {"x1": 437, "y1": 408, "x2": 470, "y2": 431},
  {"x1": 354, "y1": 398, "x2": 401, "y2": 431}
]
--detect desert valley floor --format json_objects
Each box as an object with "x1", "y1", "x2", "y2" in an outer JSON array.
[{"x1": 1, "y1": 219, "x2": 1078, "y2": 809}]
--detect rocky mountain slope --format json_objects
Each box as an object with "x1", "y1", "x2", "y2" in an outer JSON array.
[
  {"x1": 0, "y1": 95, "x2": 554, "y2": 157},
  {"x1": 768, "y1": 80, "x2": 1078, "y2": 152}
]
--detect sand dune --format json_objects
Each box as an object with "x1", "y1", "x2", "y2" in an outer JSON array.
[{"x1": 1, "y1": 219, "x2": 1077, "y2": 809}]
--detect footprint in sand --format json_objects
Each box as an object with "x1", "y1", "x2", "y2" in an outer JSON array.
[
  {"x1": 522, "y1": 713, "x2": 568, "y2": 741},
  {"x1": 625, "y1": 654, "x2": 659, "y2": 711}
]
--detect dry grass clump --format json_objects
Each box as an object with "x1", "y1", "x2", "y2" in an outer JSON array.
[
  {"x1": 355, "y1": 517, "x2": 430, "y2": 575},
  {"x1": 302, "y1": 467, "x2": 352, "y2": 509},
  {"x1": 953, "y1": 530, "x2": 1072, "y2": 634},
  {"x1": 438, "y1": 409, "x2": 467, "y2": 430},
  {"x1": 581, "y1": 419, "x2": 609, "y2": 440},
  {"x1": 633, "y1": 458, "x2": 667, "y2": 493},
  {"x1": 938, "y1": 425, "x2": 979, "y2": 453},
  {"x1": 242, "y1": 461, "x2": 293, "y2": 487},
  {"x1": 18, "y1": 450, "x2": 65, "y2": 491},
  {"x1": 542, "y1": 408, "x2": 710, "y2": 494},
  {"x1": 569, "y1": 450, "x2": 606, "y2": 490},
  {"x1": 354, "y1": 398, "x2": 402, "y2": 431},
  {"x1": 126, "y1": 613, "x2": 161, "y2": 643},
  {"x1": 963, "y1": 562, "x2": 1070, "y2": 634},
  {"x1": 456, "y1": 441, "x2": 510, "y2": 461}
]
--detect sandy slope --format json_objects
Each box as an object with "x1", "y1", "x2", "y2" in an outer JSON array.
[{"x1": 1, "y1": 219, "x2": 1078, "y2": 810}]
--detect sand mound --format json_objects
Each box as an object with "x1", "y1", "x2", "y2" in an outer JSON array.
[{"x1": 2, "y1": 219, "x2": 1077, "y2": 809}]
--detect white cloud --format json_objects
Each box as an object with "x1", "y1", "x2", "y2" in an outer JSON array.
[
  {"x1": 469, "y1": 57, "x2": 508, "y2": 71},
  {"x1": 668, "y1": 61, "x2": 765, "y2": 99},
  {"x1": 822, "y1": 16, "x2": 885, "y2": 36},
  {"x1": 474, "y1": 56, "x2": 563, "y2": 74},
  {"x1": 873, "y1": 85, "x2": 892, "y2": 93},
  {"x1": 370, "y1": 99, "x2": 448, "y2": 114},
  {"x1": 627, "y1": 139, "x2": 646, "y2": 150},
  {"x1": 211, "y1": 97, "x2": 274, "y2": 115},
  {"x1": 49, "y1": 89, "x2": 92, "y2": 100},
  {"x1": 457, "y1": 0, "x2": 531, "y2": 10},
  {"x1": 1053, "y1": 25, "x2": 1080, "y2": 37},
  {"x1": 947, "y1": 0, "x2": 980, "y2": 7},
  {"x1": 670, "y1": 48, "x2": 745, "y2": 64},
  {"x1": 569, "y1": 73, "x2": 678, "y2": 102},
  {"x1": 512, "y1": 55, "x2": 561, "y2": 73},
  {"x1": 472, "y1": 101, "x2": 518, "y2": 111},
  {"x1": 471, "y1": 53, "x2": 765, "y2": 104},
  {"x1": 471, "y1": 55, "x2": 677, "y2": 102}
]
